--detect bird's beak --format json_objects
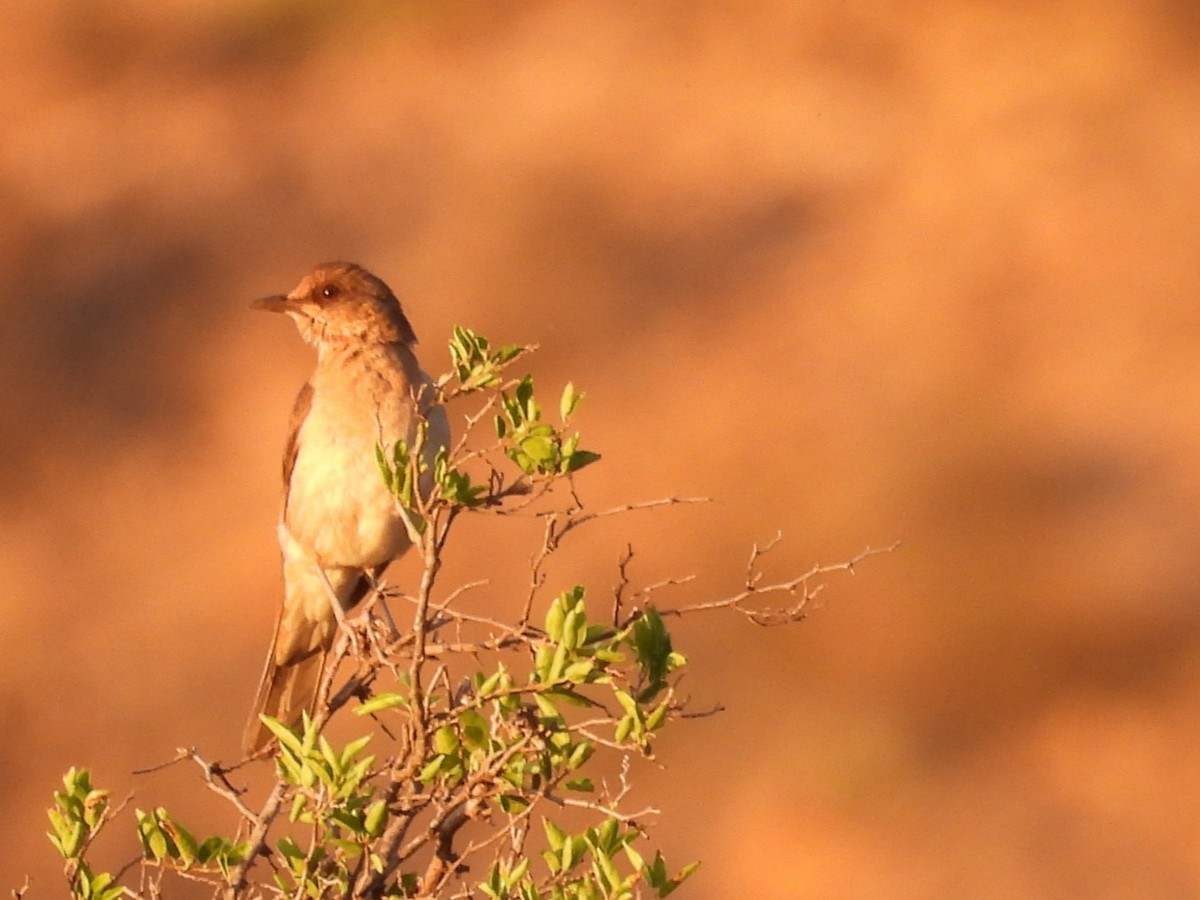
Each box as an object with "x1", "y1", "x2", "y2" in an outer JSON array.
[{"x1": 251, "y1": 293, "x2": 293, "y2": 313}]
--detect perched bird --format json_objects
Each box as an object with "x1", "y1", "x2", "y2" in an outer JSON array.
[{"x1": 243, "y1": 262, "x2": 449, "y2": 753}]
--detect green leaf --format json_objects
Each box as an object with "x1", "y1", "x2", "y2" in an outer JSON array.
[
  {"x1": 136, "y1": 810, "x2": 172, "y2": 861},
  {"x1": 360, "y1": 801, "x2": 388, "y2": 844},
  {"x1": 340, "y1": 733, "x2": 374, "y2": 768},
  {"x1": 508, "y1": 857, "x2": 531, "y2": 888},
  {"x1": 562, "y1": 834, "x2": 585, "y2": 872},
  {"x1": 499, "y1": 794, "x2": 530, "y2": 814},
  {"x1": 631, "y1": 607, "x2": 677, "y2": 701},
  {"x1": 612, "y1": 689, "x2": 639, "y2": 719},
  {"x1": 288, "y1": 793, "x2": 310, "y2": 824},
  {"x1": 545, "y1": 596, "x2": 566, "y2": 641},
  {"x1": 317, "y1": 734, "x2": 340, "y2": 772},
  {"x1": 164, "y1": 816, "x2": 198, "y2": 866},
  {"x1": 93, "y1": 872, "x2": 124, "y2": 900},
  {"x1": 591, "y1": 842, "x2": 620, "y2": 890},
  {"x1": 648, "y1": 852, "x2": 668, "y2": 885},
  {"x1": 543, "y1": 818, "x2": 567, "y2": 852},
  {"x1": 64, "y1": 820, "x2": 85, "y2": 858},
  {"x1": 520, "y1": 434, "x2": 557, "y2": 464},
  {"x1": 419, "y1": 755, "x2": 446, "y2": 783},
  {"x1": 515, "y1": 376, "x2": 536, "y2": 419},
  {"x1": 584, "y1": 624, "x2": 614, "y2": 645},
  {"x1": 375, "y1": 443, "x2": 394, "y2": 491},
  {"x1": 614, "y1": 716, "x2": 634, "y2": 744},
  {"x1": 459, "y1": 709, "x2": 490, "y2": 750},
  {"x1": 597, "y1": 817, "x2": 619, "y2": 851},
  {"x1": 563, "y1": 659, "x2": 595, "y2": 683},
  {"x1": 277, "y1": 835, "x2": 305, "y2": 860},
  {"x1": 82, "y1": 789, "x2": 110, "y2": 829},
  {"x1": 433, "y1": 725, "x2": 459, "y2": 755},
  {"x1": 645, "y1": 702, "x2": 669, "y2": 732},
  {"x1": 623, "y1": 844, "x2": 645, "y2": 874},
  {"x1": 356, "y1": 692, "x2": 409, "y2": 716},
  {"x1": 565, "y1": 778, "x2": 594, "y2": 792},
  {"x1": 260, "y1": 714, "x2": 305, "y2": 756},
  {"x1": 567, "y1": 741, "x2": 594, "y2": 769},
  {"x1": 495, "y1": 344, "x2": 524, "y2": 364},
  {"x1": 478, "y1": 669, "x2": 503, "y2": 696},
  {"x1": 547, "y1": 688, "x2": 595, "y2": 707},
  {"x1": 533, "y1": 692, "x2": 562, "y2": 723},
  {"x1": 330, "y1": 837, "x2": 363, "y2": 856},
  {"x1": 565, "y1": 449, "x2": 602, "y2": 473},
  {"x1": 560, "y1": 607, "x2": 581, "y2": 650},
  {"x1": 674, "y1": 861, "x2": 701, "y2": 889},
  {"x1": 560, "y1": 382, "x2": 584, "y2": 421},
  {"x1": 534, "y1": 644, "x2": 555, "y2": 680},
  {"x1": 546, "y1": 639, "x2": 569, "y2": 683}
]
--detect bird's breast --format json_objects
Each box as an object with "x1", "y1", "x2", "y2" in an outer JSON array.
[{"x1": 282, "y1": 355, "x2": 419, "y2": 567}]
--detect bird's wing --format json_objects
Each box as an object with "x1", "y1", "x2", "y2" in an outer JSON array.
[{"x1": 281, "y1": 380, "x2": 314, "y2": 509}]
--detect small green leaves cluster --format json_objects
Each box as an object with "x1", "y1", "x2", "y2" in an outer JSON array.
[
  {"x1": 418, "y1": 704, "x2": 494, "y2": 787},
  {"x1": 376, "y1": 423, "x2": 486, "y2": 519},
  {"x1": 536, "y1": 588, "x2": 682, "y2": 751},
  {"x1": 378, "y1": 326, "x2": 599, "y2": 518},
  {"x1": 375, "y1": 427, "x2": 425, "y2": 513},
  {"x1": 479, "y1": 817, "x2": 697, "y2": 900},
  {"x1": 496, "y1": 376, "x2": 600, "y2": 477},
  {"x1": 447, "y1": 325, "x2": 526, "y2": 392},
  {"x1": 536, "y1": 817, "x2": 697, "y2": 900},
  {"x1": 259, "y1": 715, "x2": 388, "y2": 896},
  {"x1": 135, "y1": 808, "x2": 246, "y2": 881},
  {"x1": 47, "y1": 768, "x2": 122, "y2": 900},
  {"x1": 629, "y1": 609, "x2": 685, "y2": 703},
  {"x1": 433, "y1": 446, "x2": 487, "y2": 508}
]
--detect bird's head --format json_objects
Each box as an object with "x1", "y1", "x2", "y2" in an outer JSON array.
[{"x1": 252, "y1": 262, "x2": 418, "y2": 347}]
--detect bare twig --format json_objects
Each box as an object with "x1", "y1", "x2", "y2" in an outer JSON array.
[
  {"x1": 552, "y1": 496, "x2": 710, "y2": 538},
  {"x1": 183, "y1": 749, "x2": 260, "y2": 824},
  {"x1": 228, "y1": 780, "x2": 288, "y2": 896},
  {"x1": 656, "y1": 541, "x2": 898, "y2": 625}
]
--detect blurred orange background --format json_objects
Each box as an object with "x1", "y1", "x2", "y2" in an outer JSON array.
[{"x1": 5, "y1": 2, "x2": 1200, "y2": 896}]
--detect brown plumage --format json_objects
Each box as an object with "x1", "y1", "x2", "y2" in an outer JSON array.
[{"x1": 244, "y1": 262, "x2": 448, "y2": 753}]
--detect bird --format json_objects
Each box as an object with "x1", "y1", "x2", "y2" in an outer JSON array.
[{"x1": 243, "y1": 261, "x2": 449, "y2": 753}]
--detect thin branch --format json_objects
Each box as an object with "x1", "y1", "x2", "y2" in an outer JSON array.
[
  {"x1": 182, "y1": 749, "x2": 261, "y2": 824},
  {"x1": 678, "y1": 703, "x2": 725, "y2": 719},
  {"x1": 612, "y1": 543, "x2": 634, "y2": 627},
  {"x1": 551, "y1": 796, "x2": 660, "y2": 824},
  {"x1": 228, "y1": 779, "x2": 288, "y2": 895},
  {"x1": 434, "y1": 578, "x2": 490, "y2": 613},
  {"x1": 551, "y1": 496, "x2": 710, "y2": 539},
  {"x1": 632, "y1": 574, "x2": 697, "y2": 604},
  {"x1": 520, "y1": 514, "x2": 559, "y2": 624},
  {"x1": 657, "y1": 541, "x2": 898, "y2": 625},
  {"x1": 110, "y1": 853, "x2": 145, "y2": 889}
]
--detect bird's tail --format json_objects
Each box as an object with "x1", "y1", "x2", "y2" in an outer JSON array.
[
  {"x1": 242, "y1": 624, "x2": 327, "y2": 754},
  {"x1": 243, "y1": 554, "x2": 377, "y2": 754}
]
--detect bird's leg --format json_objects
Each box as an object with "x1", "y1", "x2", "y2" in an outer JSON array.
[
  {"x1": 365, "y1": 571, "x2": 402, "y2": 642},
  {"x1": 313, "y1": 563, "x2": 362, "y2": 656}
]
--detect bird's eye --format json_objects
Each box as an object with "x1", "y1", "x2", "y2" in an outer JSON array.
[{"x1": 321, "y1": 284, "x2": 340, "y2": 299}]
